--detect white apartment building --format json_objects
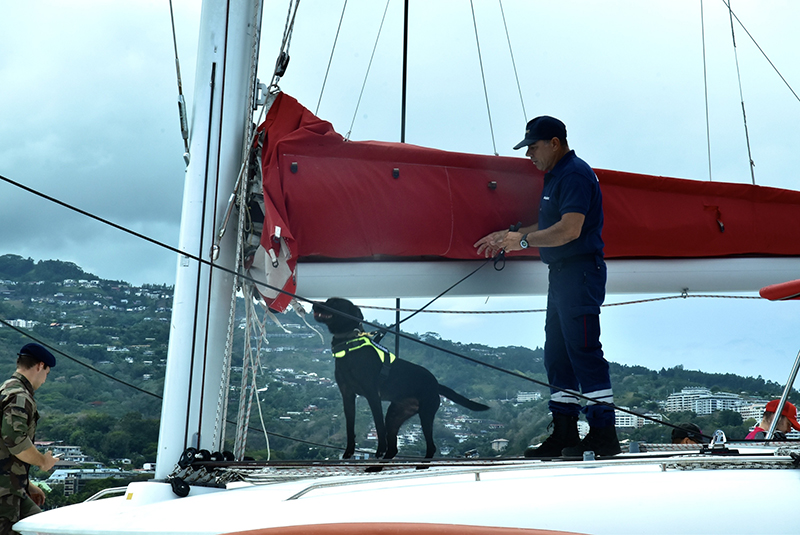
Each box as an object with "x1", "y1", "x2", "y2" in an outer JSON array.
[
  {"x1": 739, "y1": 402, "x2": 767, "y2": 422},
  {"x1": 665, "y1": 387, "x2": 743, "y2": 415},
  {"x1": 615, "y1": 408, "x2": 664, "y2": 428},
  {"x1": 693, "y1": 391, "x2": 742, "y2": 415},
  {"x1": 615, "y1": 407, "x2": 643, "y2": 428},
  {"x1": 516, "y1": 391, "x2": 542, "y2": 403}
]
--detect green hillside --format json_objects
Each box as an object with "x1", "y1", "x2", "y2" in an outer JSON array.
[{"x1": 0, "y1": 254, "x2": 792, "y2": 465}]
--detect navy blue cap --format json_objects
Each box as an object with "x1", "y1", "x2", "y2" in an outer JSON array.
[
  {"x1": 671, "y1": 423, "x2": 709, "y2": 444},
  {"x1": 19, "y1": 343, "x2": 56, "y2": 367},
  {"x1": 513, "y1": 116, "x2": 567, "y2": 150}
]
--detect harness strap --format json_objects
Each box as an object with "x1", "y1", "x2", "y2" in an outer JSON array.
[{"x1": 333, "y1": 334, "x2": 396, "y2": 363}]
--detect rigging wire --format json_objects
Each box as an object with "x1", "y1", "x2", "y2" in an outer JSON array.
[
  {"x1": 269, "y1": 0, "x2": 300, "y2": 91},
  {"x1": 379, "y1": 257, "x2": 495, "y2": 335},
  {"x1": 0, "y1": 317, "x2": 161, "y2": 400},
  {"x1": 168, "y1": 0, "x2": 191, "y2": 164},
  {"x1": 315, "y1": 0, "x2": 348, "y2": 116},
  {"x1": 498, "y1": 0, "x2": 526, "y2": 122},
  {"x1": 469, "y1": 0, "x2": 498, "y2": 156},
  {"x1": 0, "y1": 314, "x2": 350, "y2": 455},
  {"x1": 700, "y1": 0, "x2": 713, "y2": 181},
  {"x1": 345, "y1": 0, "x2": 392, "y2": 140},
  {"x1": 725, "y1": 0, "x2": 756, "y2": 185},
  {"x1": 400, "y1": 0, "x2": 409, "y2": 143},
  {"x1": 724, "y1": 1, "x2": 800, "y2": 104}
]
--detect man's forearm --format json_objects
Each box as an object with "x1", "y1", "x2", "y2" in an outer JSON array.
[{"x1": 16, "y1": 445, "x2": 47, "y2": 468}]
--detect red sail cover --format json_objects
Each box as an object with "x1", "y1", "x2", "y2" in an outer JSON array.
[{"x1": 256, "y1": 93, "x2": 800, "y2": 311}]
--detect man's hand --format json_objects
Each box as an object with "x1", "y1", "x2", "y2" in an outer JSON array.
[
  {"x1": 474, "y1": 230, "x2": 509, "y2": 258},
  {"x1": 28, "y1": 482, "x2": 46, "y2": 506},
  {"x1": 40, "y1": 451, "x2": 57, "y2": 472},
  {"x1": 16, "y1": 447, "x2": 57, "y2": 472}
]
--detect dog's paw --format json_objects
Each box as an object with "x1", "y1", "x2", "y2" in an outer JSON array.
[{"x1": 342, "y1": 448, "x2": 355, "y2": 459}]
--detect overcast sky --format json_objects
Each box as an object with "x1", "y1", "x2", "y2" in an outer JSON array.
[{"x1": 1, "y1": 1, "x2": 799, "y2": 384}]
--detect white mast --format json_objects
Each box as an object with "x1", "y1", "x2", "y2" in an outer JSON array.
[{"x1": 156, "y1": 0, "x2": 261, "y2": 480}]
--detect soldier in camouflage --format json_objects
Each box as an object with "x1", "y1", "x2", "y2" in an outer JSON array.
[{"x1": 0, "y1": 343, "x2": 57, "y2": 534}]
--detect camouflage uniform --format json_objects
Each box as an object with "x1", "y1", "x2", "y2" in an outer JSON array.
[{"x1": 0, "y1": 372, "x2": 41, "y2": 534}]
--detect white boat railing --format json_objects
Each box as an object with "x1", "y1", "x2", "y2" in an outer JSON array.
[{"x1": 83, "y1": 486, "x2": 128, "y2": 502}]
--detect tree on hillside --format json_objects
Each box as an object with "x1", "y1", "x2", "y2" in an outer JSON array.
[{"x1": 0, "y1": 254, "x2": 35, "y2": 278}]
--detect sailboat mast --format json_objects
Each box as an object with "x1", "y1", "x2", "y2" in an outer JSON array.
[{"x1": 155, "y1": 0, "x2": 262, "y2": 480}]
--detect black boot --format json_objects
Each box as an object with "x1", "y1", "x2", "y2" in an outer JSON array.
[
  {"x1": 561, "y1": 425, "x2": 621, "y2": 457},
  {"x1": 524, "y1": 413, "x2": 579, "y2": 458}
]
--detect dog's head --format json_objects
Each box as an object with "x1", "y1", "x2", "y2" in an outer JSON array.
[{"x1": 312, "y1": 297, "x2": 363, "y2": 335}]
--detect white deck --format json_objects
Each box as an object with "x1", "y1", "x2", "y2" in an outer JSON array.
[{"x1": 16, "y1": 449, "x2": 800, "y2": 535}]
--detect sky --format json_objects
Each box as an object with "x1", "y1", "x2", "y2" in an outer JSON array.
[{"x1": 1, "y1": 1, "x2": 799, "y2": 384}]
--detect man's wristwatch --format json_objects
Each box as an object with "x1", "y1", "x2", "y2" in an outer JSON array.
[{"x1": 519, "y1": 233, "x2": 529, "y2": 249}]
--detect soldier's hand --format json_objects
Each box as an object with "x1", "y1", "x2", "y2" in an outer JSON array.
[
  {"x1": 41, "y1": 450, "x2": 57, "y2": 472},
  {"x1": 28, "y1": 482, "x2": 46, "y2": 506}
]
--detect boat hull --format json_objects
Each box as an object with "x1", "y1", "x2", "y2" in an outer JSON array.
[{"x1": 16, "y1": 455, "x2": 800, "y2": 535}]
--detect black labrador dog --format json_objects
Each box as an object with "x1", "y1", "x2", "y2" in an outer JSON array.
[{"x1": 313, "y1": 297, "x2": 489, "y2": 459}]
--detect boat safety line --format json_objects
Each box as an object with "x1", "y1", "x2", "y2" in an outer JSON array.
[{"x1": 359, "y1": 293, "x2": 760, "y2": 316}]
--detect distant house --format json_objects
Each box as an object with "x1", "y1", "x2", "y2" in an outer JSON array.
[
  {"x1": 46, "y1": 467, "x2": 124, "y2": 484},
  {"x1": 491, "y1": 438, "x2": 509, "y2": 452},
  {"x1": 516, "y1": 391, "x2": 542, "y2": 403}
]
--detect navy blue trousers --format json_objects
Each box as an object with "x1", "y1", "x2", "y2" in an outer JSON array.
[{"x1": 544, "y1": 255, "x2": 615, "y2": 427}]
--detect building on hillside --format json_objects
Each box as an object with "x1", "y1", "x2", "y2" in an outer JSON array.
[
  {"x1": 36, "y1": 443, "x2": 98, "y2": 467},
  {"x1": 665, "y1": 387, "x2": 743, "y2": 415},
  {"x1": 46, "y1": 468, "x2": 126, "y2": 486},
  {"x1": 516, "y1": 391, "x2": 542, "y2": 403},
  {"x1": 739, "y1": 402, "x2": 768, "y2": 422},
  {"x1": 693, "y1": 391, "x2": 742, "y2": 415},
  {"x1": 491, "y1": 438, "x2": 509, "y2": 452},
  {"x1": 614, "y1": 407, "x2": 662, "y2": 428},
  {"x1": 7, "y1": 319, "x2": 37, "y2": 329},
  {"x1": 665, "y1": 388, "x2": 710, "y2": 412}
]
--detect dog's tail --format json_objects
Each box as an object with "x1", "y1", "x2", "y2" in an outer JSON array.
[{"x1": 438, "y1": 385, "x2": 490, "y2": 411}]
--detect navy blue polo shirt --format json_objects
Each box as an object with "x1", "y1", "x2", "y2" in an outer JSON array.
[{"x1": 537, "y1": 150, "x2": 604, "y2": 265}]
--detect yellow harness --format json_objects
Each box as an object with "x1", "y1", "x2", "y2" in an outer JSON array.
[{"x1": 333, "y1": 333, "x2": 396, "y2": 364}]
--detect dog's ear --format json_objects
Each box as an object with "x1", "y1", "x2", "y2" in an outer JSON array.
[{"x1": 347, "y1": 302, "x2": 363, "y2": 322}]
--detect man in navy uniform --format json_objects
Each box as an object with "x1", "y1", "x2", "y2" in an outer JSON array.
[
  {"x1": 0, "y1": 343, "x2": 58, "y2": 534},
  {"x1": 474, "y1": 116, "x2": 619, "y2": 457}
]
